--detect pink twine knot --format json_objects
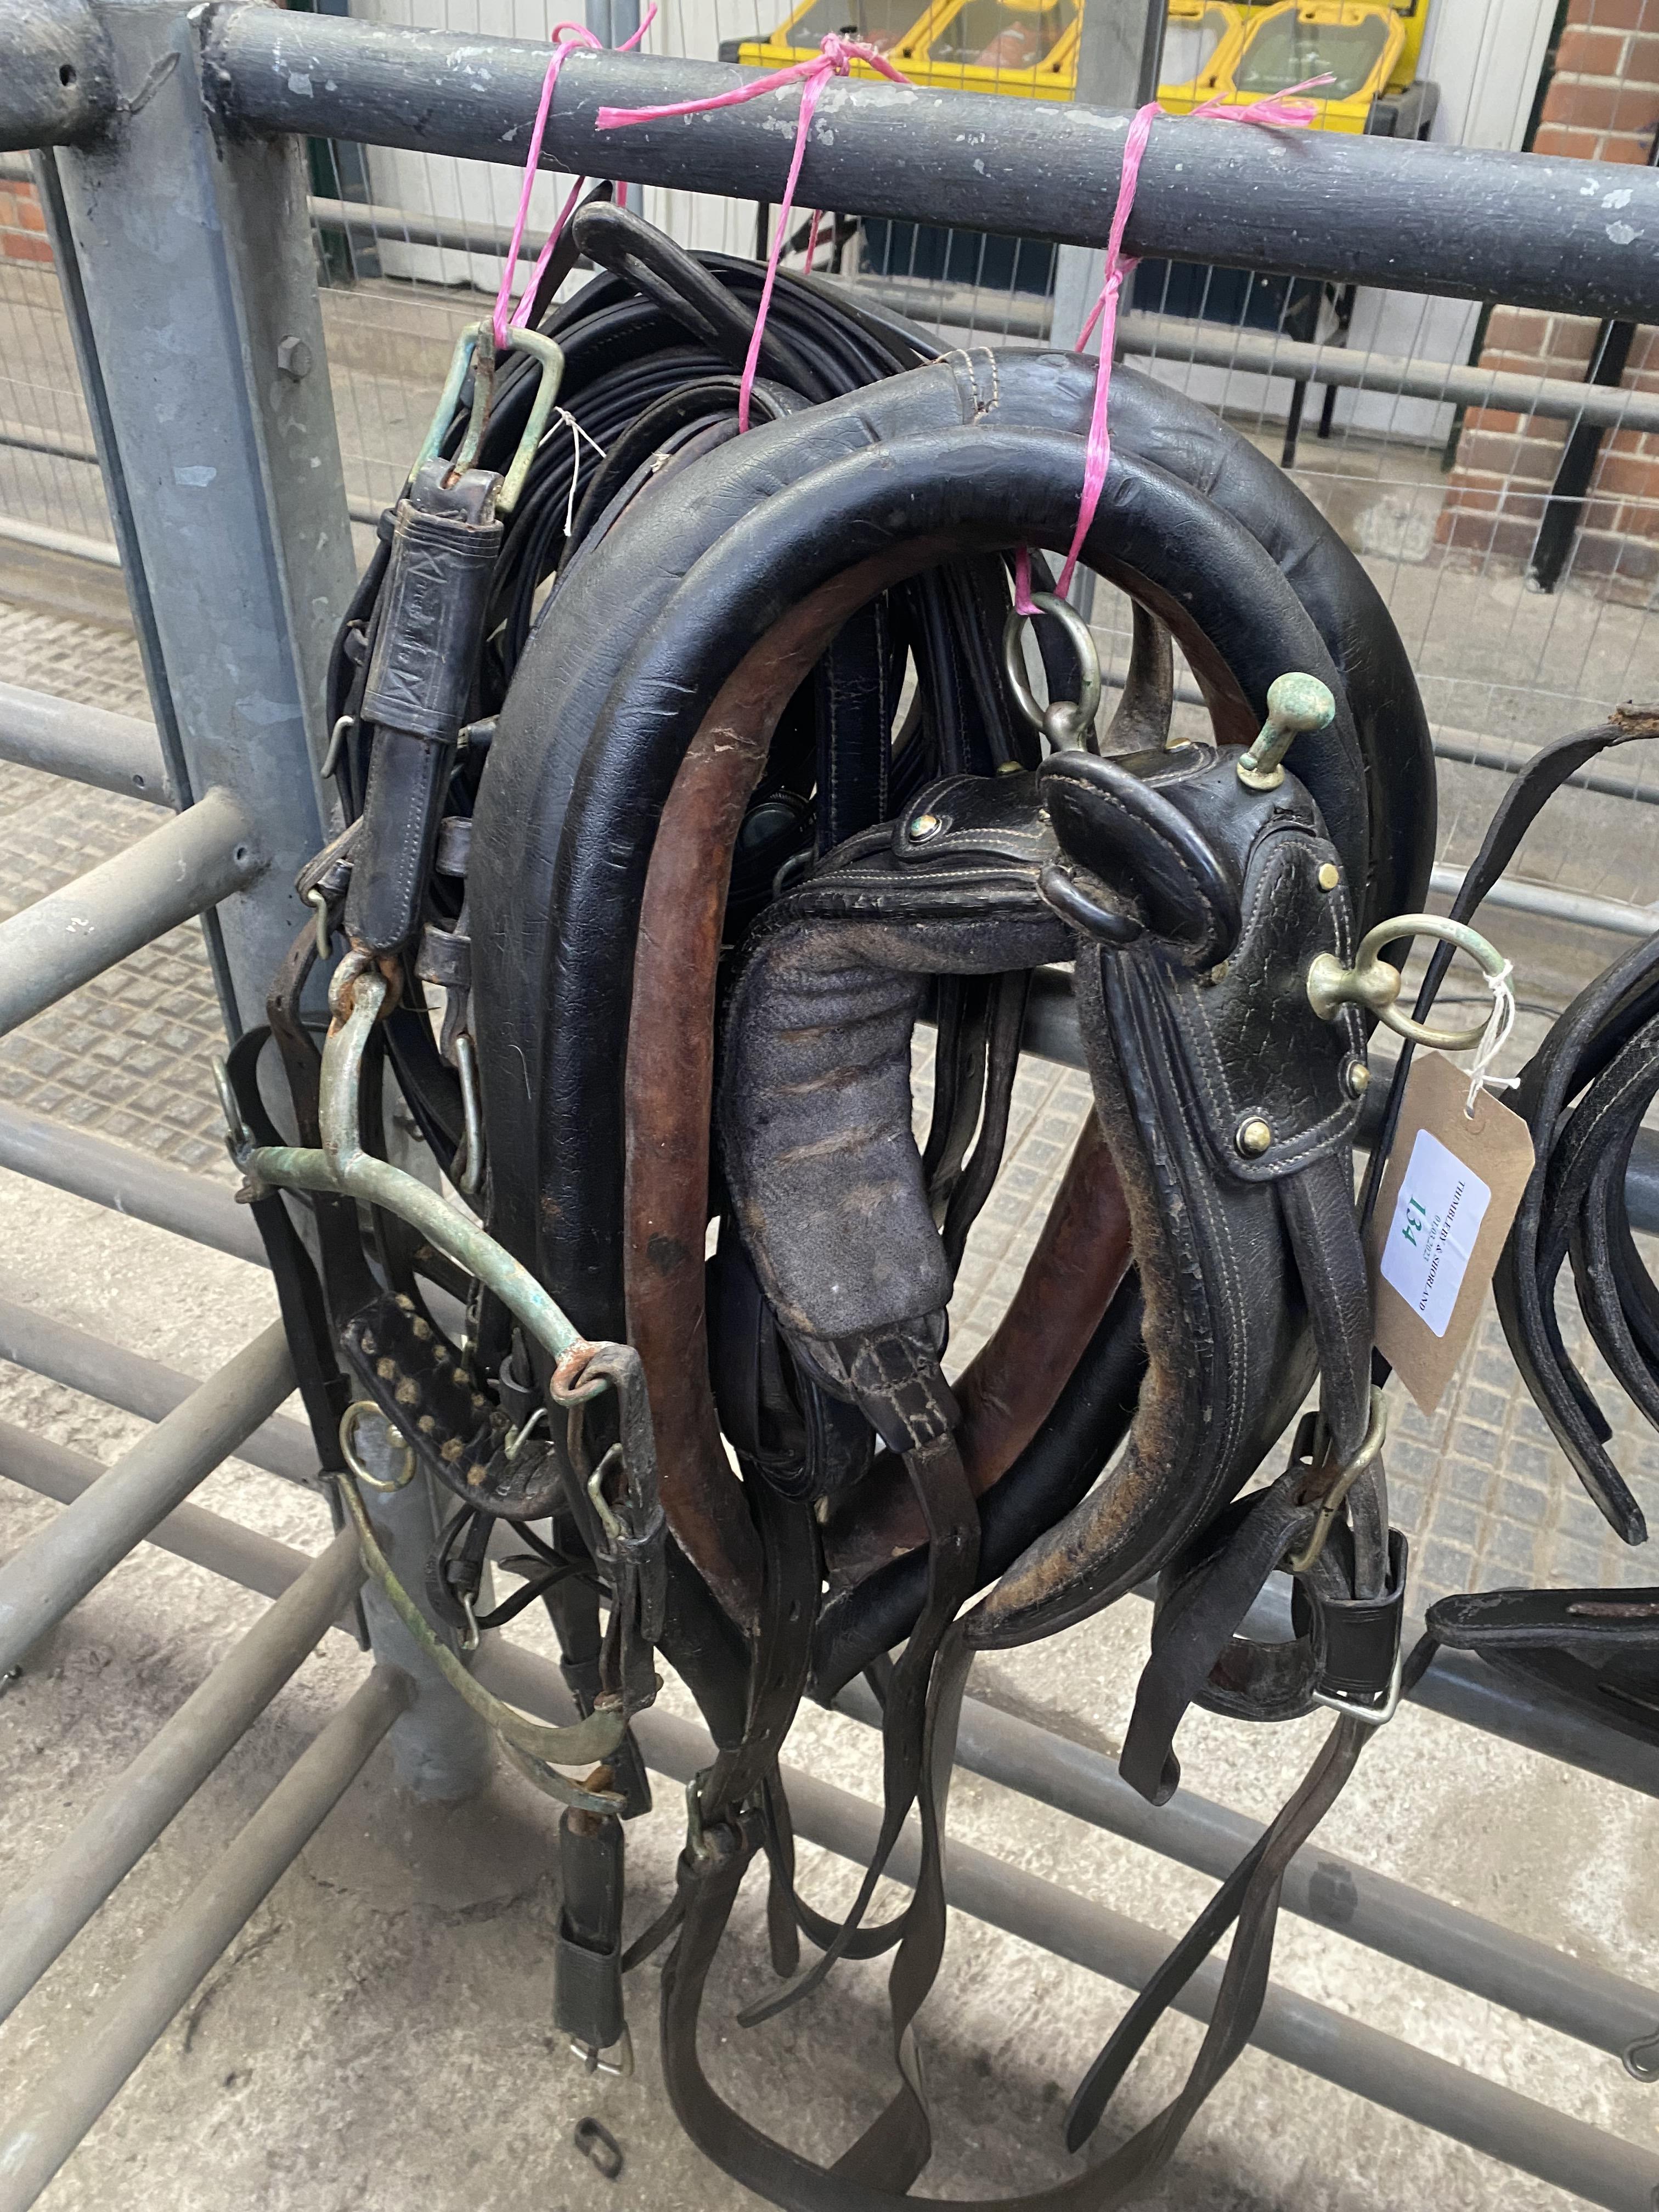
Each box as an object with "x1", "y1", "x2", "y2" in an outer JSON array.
[
  {"x1": 1014, "y1": 72, "x2": 1335, "y2": 613},
  {"x1": 600, "y1": 34, "x2": 912, "y2": 430},
  {"x1": 490, "y1": 7, "x2": 659, "y2": 356}
]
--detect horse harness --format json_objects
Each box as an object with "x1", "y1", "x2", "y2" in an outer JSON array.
[{"x1": 215, "y1": 206, "x2": 1659, "y2": 2204}]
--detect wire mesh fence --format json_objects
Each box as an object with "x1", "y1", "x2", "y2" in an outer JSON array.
[{"x1": 4, "y1": 0, "x2": 1659, "y2": 918}]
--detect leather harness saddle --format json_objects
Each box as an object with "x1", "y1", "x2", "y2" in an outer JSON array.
[{"x1": 217, "y1": 202, "x2": 1659, "y2": 2203}]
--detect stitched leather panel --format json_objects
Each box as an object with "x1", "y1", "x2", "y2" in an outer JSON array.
[{"x1": 1152, "y1": 764, "x2": 1364, "y2": 1182}]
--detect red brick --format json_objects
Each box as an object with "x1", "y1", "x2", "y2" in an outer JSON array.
[
  {"x1": 1457, "y1": 429, "x2": 1566, "y2": 481},
  {"x1": 1463, "y1": 408, "x2": 1525, "y2": 435},
  {"x1": 1555, "y1": 22, "x2": 1632, "y2": 70},
  {"x1": 1570, "y1": 0, "x2": 1659, "y2": 30},
  {"x1": 1624, "y1": 29, "x2": 1659, "y2": 75},
  {"x1": 1611, "y1": 80, "x2": 1659, "y2": 129},
  {"x1": 1589, "y1": 451, "x2": 1659, "y2": 496},
  {"x1": 1543, "y1": 77, "x2": 1623, "y2": 127},
  {"x1": 1533, "y1": 121, "x2": 1616, "y2": 159},
  {"x1": 1440, "y1": 511, "x2": 1543, "y2": 562},
  {"x1": 1486, "y1": 307, "x2": 1550, "y2": 351},
  {"x1": 1572, "y1": 528, "x2": 1659, "y2": 579}
]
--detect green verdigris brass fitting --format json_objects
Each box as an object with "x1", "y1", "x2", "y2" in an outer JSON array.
[{"x1": 1235, "y1": 672, "x2": 1337, "y2": 792}]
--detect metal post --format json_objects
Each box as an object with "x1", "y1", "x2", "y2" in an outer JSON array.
[
  {"x1": 0, "y1": 1317, "x2": 294, "y2": 1673},
  {"x1": 0, "y1": 1667, "x2": 408, "y2": 2212},
  {"x1": 40, "y1": 0, "x2": 356, "y2": 1035},
  {"x1": 349, "y1": 1412, "x2": 494, "y2": 1804},
  {"x1": 0, "y1": 1527, "x2": 363, "y2": 2027},
  {"x1": 0, "y1": 787, "x2": 262, "y2": 1039},
  {"x1": 0, "y1": 680, "x2": 172, "y2": 804}
]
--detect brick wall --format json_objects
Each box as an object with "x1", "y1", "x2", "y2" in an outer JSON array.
[
  {"x1": 0, "y1": 177, "x2": 51, "y2": 267},
  {"x1": 1438, "y1": 0, "x2": 1659, "y2": 584}
]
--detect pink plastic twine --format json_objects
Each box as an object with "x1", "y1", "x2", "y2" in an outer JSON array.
[
  {"x1": 1012, "y1": 72, "x2": 1334, "y2": 612},
  {"x1": 490, "y1": 6, "x2": 659, "y2": 354},
  {"x1": 599, "y1": 35, "x2": 911, "y2": 430}
]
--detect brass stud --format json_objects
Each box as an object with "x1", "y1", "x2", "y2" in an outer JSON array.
[
  {"x1": 1346, "y1": 1059, "x2": 1371, "y2": 1098},
  {"x1": 417, "y1": 1415, "x2": 438, "y2": 1437},
  {"x1": 466, "y1": 1462, "x2": 488, "y2": 1488},
  {"x1": 395, "y1": 1379, "x2": 420, "y2": 1407},
  {"x1": 360, "y1": 1332, "x2": 377, "y2": 1357},
  {"x1": 412, "y1": 1317, "x2": 433, "y2": 1342},
  {"x1": 376, "y1": 1357, "x2": 397, "y2": 1382},
  {"x1": 1237, "y1": 1116, "x2": 1273, "y2": 1158},
  {"x1": 1317, "y1": 862, "x2": 1340, "y2": 892},
  {"x1": 909, "y1": 811, "x2": 944, "y2": 842},
  {"x1": 394, "y1": 1294, "x2": 414, "y2": 1312},
  {"x1": 441, "y1": 1438, "x2": 464, "y2": 1463},
  {"x1": 1207, "y1": 960, "x2": 1229, "y2": 986}
]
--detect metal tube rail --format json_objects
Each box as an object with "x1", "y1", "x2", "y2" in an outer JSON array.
[
  {"x1": 0, "y1": 785, "x2": 263, "y2": 1040},
  {"x1": 0, "y1": 515, "x2": 120, "y2": 569},
  {"x1": 1429, "y1": 860, "x2": 1658, "y2": 938},
  {"x1": 201, "y1": 9, "x2": 1659, "y2": 323},
  {"x1": 0, "y1": 1666, "x2": 409, "y2": 2212},
  {"x1": 1117, "y1": 311, "x2": 1659, "y2": 433},
  {"x1": 0, "y1": 1525, "x2": 363, "y2": 2027},
  {"x1": 474, "y1": 1644, "x2": 1659, "y2": 2212},
  {"x1": 0, "y1": 679, "x2": 172, "y2": 804},
  {"x1": 0, "y1": 1293, "x2": 314, "y2": 1484},
  {"x1": 0, "y1": 1104, "x2": 267, "y2": 1266},
  {"x1": 834, "y1": 1677, "x2": 1659, "y2": 2067},
  {"x1": 0, "y1": 1418, "x2": 341, "y2": 1604},
  {"x1": 0, "y1": 1317, "x2": 294, "y2": 1672}
]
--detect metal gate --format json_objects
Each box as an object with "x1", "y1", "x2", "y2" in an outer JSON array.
[{"x1": 2, "y1": 3, "x2": 1659, "y2": 2204}]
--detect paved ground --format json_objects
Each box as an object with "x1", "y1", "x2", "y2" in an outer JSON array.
[{"x1": 2, "y1": 593, "x2": 1659, "y2": 2211}]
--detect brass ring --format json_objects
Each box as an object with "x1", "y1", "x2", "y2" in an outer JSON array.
[
  {"x1": 338, "y1": 1400, "x2": 415, "y2": 1493},
  {"x1": 1307, "y1": 912, "x2": 1506, "y2": 1052},
  {"x1": 1001, "y1": 591, "x2": 1102, "y2": 751}
]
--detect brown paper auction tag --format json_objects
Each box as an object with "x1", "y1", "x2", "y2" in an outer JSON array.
[{"x1": 1365, "y1": 1049, "x2": 1536, "y2": 1416}]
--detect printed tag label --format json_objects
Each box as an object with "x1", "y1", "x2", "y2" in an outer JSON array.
[
  {"x1": 1378, "y1": 1128, "x2": 1492, "y2": 1339},
  {"x1": 1365, "y1": 1049, "x2": 1534, "y2": 1416}
]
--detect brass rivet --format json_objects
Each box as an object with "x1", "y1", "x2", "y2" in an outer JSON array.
[
  {"x1": 466, "y1": 1462, "x2": 488, "y2": 1488},
  {"x1": 1317, "y1": 862, "x2": 1340, "y2": 892},
  {"x1": 1237, "y1": 1116, "x2": 1273, "y2": 1157},
  {"x1": 395, "y1": 1379, "x2": 420, "y2": 1407},
  {"x1": 376, "y1": 1357, "x2": 397, "y2": 1381},
  {"x1": 1346, "y1": 1060, "x2": 1371, "y2": 1097},
  {"x1": 909, "y1": 812, "x2": 944, "y2": 841},
  {"x1": 1207, "y1": 960, "x2": 1229, "y2": 986}
]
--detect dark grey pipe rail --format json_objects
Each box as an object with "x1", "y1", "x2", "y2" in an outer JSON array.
[{"x1": 200, "y1": 5, "x2": 1659, "y2": 321}]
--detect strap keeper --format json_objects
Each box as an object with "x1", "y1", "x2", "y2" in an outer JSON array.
[{"x1": 1300, "y1": 1529, "x2": 1410, "y2": 1726}]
